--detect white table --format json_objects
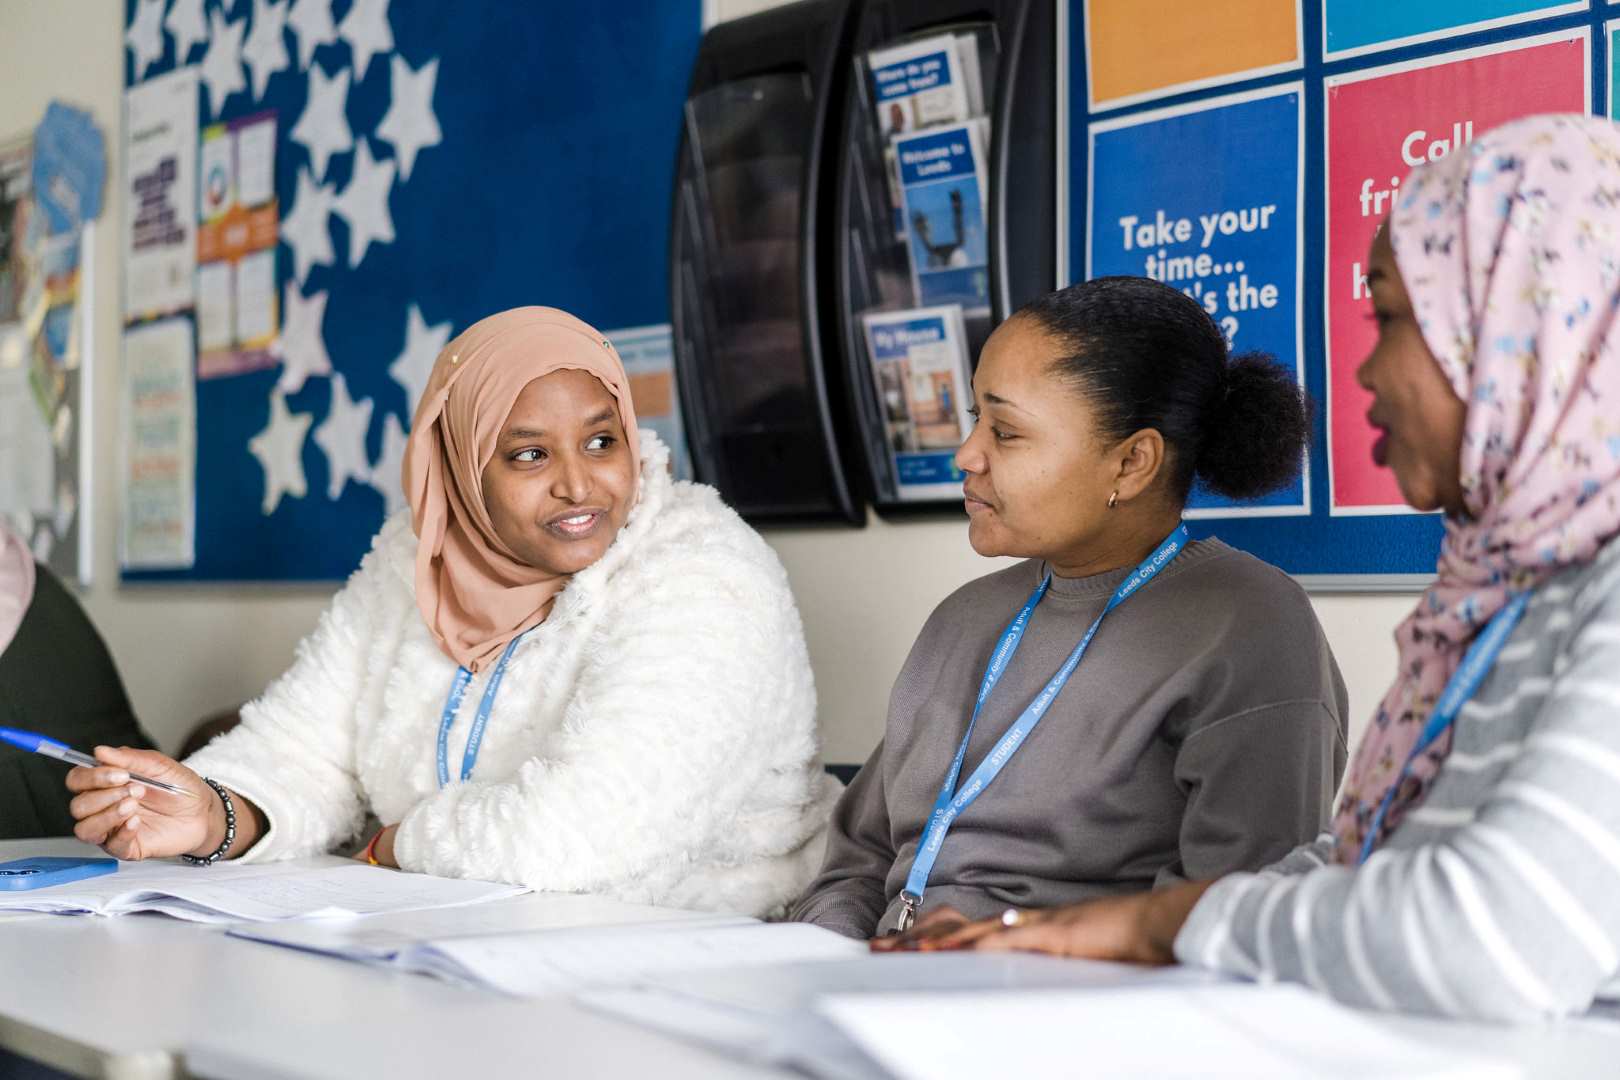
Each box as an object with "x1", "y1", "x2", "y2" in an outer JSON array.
[
  {"x1": 0, "y1": 839, "x2": 777, "y2": 1080},
  {"x1": 2, "y1": 838, "x2": 1617, "y2": 1079}
]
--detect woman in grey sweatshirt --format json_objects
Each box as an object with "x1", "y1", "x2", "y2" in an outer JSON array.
[
  {"x1": 914, "y1": 115, "x2": 1620, "y2": 1025},
  {"x1": 792, "y1": 276, "x2": 1348, "y2": 939}
]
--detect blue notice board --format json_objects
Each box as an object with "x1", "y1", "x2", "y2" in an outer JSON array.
[{"x1": 122, "y1": 1, "x2": 701, "y2": 581}]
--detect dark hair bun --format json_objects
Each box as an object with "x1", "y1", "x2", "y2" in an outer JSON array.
[{"x1": 1195, "y1": 352, "x2": 1310, "y2": 501}]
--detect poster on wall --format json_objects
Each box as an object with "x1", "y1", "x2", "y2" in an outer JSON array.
[
  {"x1": 1089, "y1": 82, "x2": 1306, "y2": 518},
  {"x1": 196, "y1": 111, "x2": 279, "y2": 379},
  {"x1": 1083, "y1": 0, "x2": 1301, "y2": 111},
  {"x1": 122, "y1": 316, "x2": 196, "y2": 570},
  {"x1": 1, "y1": 102, "x2": 104, "y2": 585},
  {"x1": 1324, "y1": 1, "x2": 1586, "y2": 61},
  {"x1": 1323, "y1": 31, "x2": 1589, "y2": 515},
  {"x1": 606, "y1": 323, "x2": 692, "y2": 483},
  {"x1": 123, "y1": 65, "x2": 197, "y2": 322}
]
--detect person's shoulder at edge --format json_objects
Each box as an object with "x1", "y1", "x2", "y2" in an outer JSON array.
[{"x1": 1136, "y1": 538, "x2": 1344, "y2": 719}]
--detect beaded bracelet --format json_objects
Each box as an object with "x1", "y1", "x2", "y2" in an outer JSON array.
[{"x1": 181, "y1": 777, "x2": 236, "y2": 866}]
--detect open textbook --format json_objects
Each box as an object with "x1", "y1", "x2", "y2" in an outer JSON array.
[
  {"x1": 0, "y1": 855, "x2": 525, "y2": 922},
  {"x1": 230, "y1": 916, "x2": 865, "y2": 996}
]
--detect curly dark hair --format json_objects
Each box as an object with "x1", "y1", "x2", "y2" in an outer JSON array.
[{"x1": 1014, "y1": 276, "x2": 1309, "y2": 503}]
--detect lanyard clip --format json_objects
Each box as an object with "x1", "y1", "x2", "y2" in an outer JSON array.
[{"x1": 895, "y1": 891, "x2": 921, "y2": 934}]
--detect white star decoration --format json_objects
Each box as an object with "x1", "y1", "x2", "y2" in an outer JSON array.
[
  {"x1": 368, "y1": 412, "x2": 409, "y2": 516},
  {"x1": 248, "y1": 389, "x2": 314, "y2": 514},
  {"x1": 377, "y1": 55, "x2": 441, "y2": 182},
  {"x1": 273, "y1": 282, "x2": 333, "y2": 393},
  {"x1": 280, "y1": 166, "x2": 336, "y2": 284},
  {"x1": 387, "y1": 303, "x2": 451, "y2": 415},
  {"x1": 290, "y1": 63, "x2": 353, "y2": 181},
  {"x1": 313, "y1": 373, "x2": 375, "y2": 498},
  {"x1": 241, "y1": 0, "x2": 291, "y2": 101},
  {"x1": 287, "y1": 0, "x2": 337, "y2": 70},
  {"x1": 165, "y1": 0, "x2": 209, "y2": 63},
  {"x1": 338, "y1": 0, "x2": 394, "y2": 82},
  {"x1": 333, "y1": 138, "x2": 396, "y2": 268},
  {"x1": 125, "y1": 0, "x2": 166, "y2": 82},
  {"x1": 199, "y1": 8, "x2": 248, "y2": 119}
]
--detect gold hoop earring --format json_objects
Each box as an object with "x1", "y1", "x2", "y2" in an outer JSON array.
[{"x1": 1107, "y1": 490, "x2": 1119, "y2": 509}]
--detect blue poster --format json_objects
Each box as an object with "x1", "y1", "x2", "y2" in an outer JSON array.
[
  {"x1": 1089, "y1": 85, "x2": 1304, "y2": 516},
  {"x1": 1324, "y1": 1, "x2": 1579, "y2": 58}
]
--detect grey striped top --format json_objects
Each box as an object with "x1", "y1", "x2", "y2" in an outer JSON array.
[{"x1": 1175, "y1": 536, "x2": 1620, "y2": 1022}]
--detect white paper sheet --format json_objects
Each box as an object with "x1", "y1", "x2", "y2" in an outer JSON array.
[
  {"x1": 0, "y1": 855, "x2": 525, "y2": 922},
  {"x1": 582, "y1": 952, "x2": 1210, "y2": 1080},
  {"x1": 233, "y1": 248, "x2": 275, "y2": 342},
  {"x1": 235, "y1": 115, "x2": 277, "y2": 208},
  {"x1": 123, "y1": 67, "x2": 198, "y2": 318},
  {"x1": 235, "y1": 917, "x2": 856, "y2": 996},
  {"x1": 0, "y1": 353, "x2": 54, "y2": 522},
  {"x1": 121, "y1": 316, "x2": 195, "y2": 569},
  {"x1": 195, "y1": 260, "x2": 232, "y2": 351},
  {"x1": 422, "y1": 921, "x2": 862, "y2": 996},
  {"x1": 818, "y1": 985, "x2": 1520, "y2": 1080}
]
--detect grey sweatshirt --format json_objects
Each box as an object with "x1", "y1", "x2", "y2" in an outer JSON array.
[
  {"x1": 1176, "y1": 536, "x2": 1620, "y2": 1021},
  {"x1": 792, "y1": 538, "x2": 1349, "y2": 939}
]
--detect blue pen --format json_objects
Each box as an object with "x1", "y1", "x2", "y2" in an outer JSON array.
[{"x1": 0, "y1": 726, "x2": 197, "y2": 798}]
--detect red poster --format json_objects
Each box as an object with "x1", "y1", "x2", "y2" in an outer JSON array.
[{"x1": 1324, "y1": 32, "x2": 1588, "y2": 513}]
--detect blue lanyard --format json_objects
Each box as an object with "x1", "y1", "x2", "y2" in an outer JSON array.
[
  {"x1": 898, "y1": 525, "x2": 1190, "y2": 928},
  {"x1": 1357, "y1": 591, "x2": 1531, "y2": 865},
  {"x1": 436, "y1": 631, "x2": 530, "y2": 789}
]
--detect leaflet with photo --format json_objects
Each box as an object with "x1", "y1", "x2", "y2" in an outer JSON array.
[
  {"x1": 861, "y1": 304, "x2": 974, "y2": 501},
  {"x1": 867, "y1": 33, "x2": 978, "y2": 139},
  {"x1": 894, "y1": 120, "x2": 990, "y2": 311}
]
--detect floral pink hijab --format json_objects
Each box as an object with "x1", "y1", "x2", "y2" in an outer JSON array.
[{"x1": 1334, "y1": 114, "x2": 1620, "y2": 861}]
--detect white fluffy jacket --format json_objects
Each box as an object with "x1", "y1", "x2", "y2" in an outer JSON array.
[{"x1": 186, "y1": 434, "x2": 841, "y2": 917}]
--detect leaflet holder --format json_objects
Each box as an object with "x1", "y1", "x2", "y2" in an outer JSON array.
[
  {"x1": 670, "y1": 0, "x2": 866, "y2": 525},
  {"x1": 833, "y1": 0, "x2": 1057, "y2": 513}
]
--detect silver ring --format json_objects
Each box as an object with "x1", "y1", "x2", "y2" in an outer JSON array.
[{"x1": 1001, "y1": 907, "x2": 1024, "y2": 928}]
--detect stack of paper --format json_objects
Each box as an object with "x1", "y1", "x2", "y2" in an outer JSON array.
[
  {"x1": 817, "y1": 984, "x2": 1521, "y2": 1080},
  {"x1": 581, "y1": 953, "x2": 1209, "y2": 1080},
  {"x1": 0, "y1": 856, "x2": 526, "y2": 922},
  {"x1": 232, "y1": 918, "x2": 864, "y2": 996}
]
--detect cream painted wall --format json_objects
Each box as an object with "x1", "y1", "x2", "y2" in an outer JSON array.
[{"x1": 2, "y1": 1, "x2": 1416, "y2": 767}]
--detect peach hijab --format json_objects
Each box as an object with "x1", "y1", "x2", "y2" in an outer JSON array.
[{"x1": 403, "y1": 307, "x2": 640, "y2": 672}]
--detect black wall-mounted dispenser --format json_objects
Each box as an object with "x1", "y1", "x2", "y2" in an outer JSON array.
[{"x1": 670, "y1": 0, "x2": 867, "y2": 526}]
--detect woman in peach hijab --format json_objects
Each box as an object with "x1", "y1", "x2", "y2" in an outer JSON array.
[{"x1": 66, "y1": 307, "x2": 839, "y2": 915}]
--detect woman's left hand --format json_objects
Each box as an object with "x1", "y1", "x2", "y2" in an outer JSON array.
[
  {"x1": 888, "y1": 880, "x2": 1217, "y2": 965},
  {"x1": 869, "y1": 905, "x2": 973, "y2": 952},
  {"x1": 352, "y1": 824, "x2": 400, "y2": 868}
]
